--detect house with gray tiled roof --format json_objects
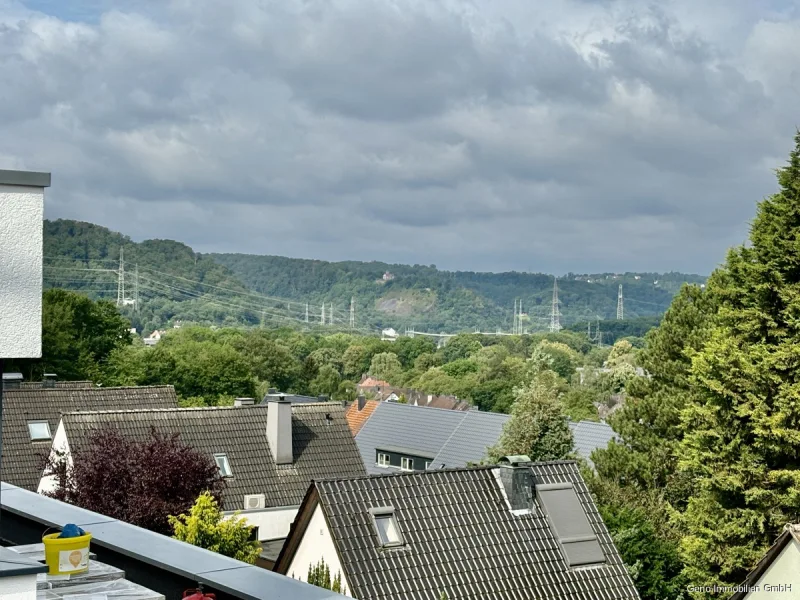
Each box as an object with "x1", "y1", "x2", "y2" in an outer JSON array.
[
  {"x1": 37, "y1": 400, "x2": 366, "y2": 566},
  {"x1": 0, "y1": 384, "x2": 179, "y2": 491},
  {"x1": 351, "y1": 401, "x2": 617, "y2": 474},
  {"x1": 275, "y1": 459, "x2": 640, "y2": 600}
]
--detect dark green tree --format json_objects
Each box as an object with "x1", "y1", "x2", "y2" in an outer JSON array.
[
  {"x1": 486, "y1": 371, "x2": 574, "y2": 463},
  {"x1": 10, "y1": 289, "x2": 131, "y2": 381},
  {"x1": 678, "y1": 131, "x2": 800, "y2": 593}
]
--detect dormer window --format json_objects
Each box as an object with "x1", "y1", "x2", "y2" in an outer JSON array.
[
  {"x1": 369, "y1": 507, "x2": 403, "y2": 547},
  {"x1": 27, "y1": 421, "x2": 51, "y2": 441},
  {"x1": 214, "y1": 453, "x2": 232, "y2": 478}
]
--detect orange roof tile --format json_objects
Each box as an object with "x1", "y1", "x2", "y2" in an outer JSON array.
[{"x1": 345, "y1": 400, "x2": 379, "y2": 435}]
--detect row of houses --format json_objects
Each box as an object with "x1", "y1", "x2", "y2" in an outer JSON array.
[{"x1": 3, "y1": 374, "x2": 793, "y2": 598}]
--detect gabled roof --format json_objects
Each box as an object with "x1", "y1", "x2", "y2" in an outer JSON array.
[
  {"x1": 345, "y1": 399, "x2": 380, "y2": 435},
  {"x1": 275, "y1": 461, "x2": 640, "y2": 600},
  {"x1": 356, "y1": 403, "x2": 465, "y2": 474},
  {"x1": 355, "y1": 401, "x2": 616, "y2": 472},
  {"x1": 57, "y1": 403, "x2": 367, "y2": 511},
  {"x1": 1, "y1": 386, "x2": 178, "y2": 491},
  {"x1": 730, "y1": 524, "x2": 800, "y2": 600}
]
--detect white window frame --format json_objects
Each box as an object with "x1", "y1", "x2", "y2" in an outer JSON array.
[
  {"x1": 377, "y1": 452, "x2": 390, "y2": 467},
  {"x1": 369, "y1": 507, "x2": 403, "y2": 547},
  {"x1": 425, "y1": 461, "x2": 432, "y2": 470},
  {"x1": 27, "y1": 420, "x2": 52, "y2": 441},
  {"x1": 214, "y1": 453, "x2": 232, "y2": 478},
  {"x1": 400, "y1": 457, "x2": 413, "y2": 472}
]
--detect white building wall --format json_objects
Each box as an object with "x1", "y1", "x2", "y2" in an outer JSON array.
[
  {"x1": 0, "y1": 574, "x2": 38, "y2": 600},
  {"x1": 0, "y1": 184, "x2": 44, "y2": 358},
  {"x1": 37, "y1": 420, "x2": 72, "y2": 495},
  {"x1": 223, "y1": 506, "x2": 299, "y2": 542},
  {"x1": 745, "y1": 538, "x2": 800, "y2": 599},
  {"x1": 286, "y1": 504, "x2": 351, "y2": 597}
]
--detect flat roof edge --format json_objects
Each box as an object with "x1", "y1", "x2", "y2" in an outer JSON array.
[{"x1": 0, "y1": 169, "x2": 51, "y2": 188}]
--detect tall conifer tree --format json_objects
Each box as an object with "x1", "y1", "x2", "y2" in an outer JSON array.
[{"x1": 679, "y1": 131, "x2": 800, "y2": 594}]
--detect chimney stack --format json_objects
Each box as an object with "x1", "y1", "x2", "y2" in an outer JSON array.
[
  {"x1": 497, "y1": 456, "x2": 534, "y2": 512},
  {"x1": 2, "y1": 372, "x2": 23, "y2": 390},
  {"x1": 43, "y1": 373, "x2": 57, "y2": 388},
  {"x1": 266, "y1": 399, "x2": 293, "y2": 465},
  {"x1": 234, "y1": 398, "x2": 255, "y2": 407},
  {"x1": 357, "y1": 394, "x2": 366, "y2": 411}
]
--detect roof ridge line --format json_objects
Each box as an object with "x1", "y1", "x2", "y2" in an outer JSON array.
[{"x1": 428, "y1": 411, "x2": 471, "y2": 466}]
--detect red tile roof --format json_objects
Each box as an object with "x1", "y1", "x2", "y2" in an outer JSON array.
[{"x1": 345, "y1": 400, "x2": 379, "y2": 435}]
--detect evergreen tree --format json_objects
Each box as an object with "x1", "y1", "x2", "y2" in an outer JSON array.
[
  {"x1": 169, "y1": 492, "x2": 260, "y2": 564},
  {"x1": 678, "y1": 131, "x2": 800, "y2": 594},
  {"x1": 307, "y1": 559, "x2": 346, "y2": 594}
]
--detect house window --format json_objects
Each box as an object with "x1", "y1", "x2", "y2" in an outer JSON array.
[
  {"x1": 537, "y1": 482, "x2": 606, "y2": 567},
  {"x1": 377, "y1": 453, "x2": 390, "y2": 467},
  {"x1": 425, "y1": 461, "x2": 432, "y2": 470},
  {"x1": 248, "y1": 526, "x2": 259, "y2": 542},
  {"x1": 214, "y1": 454, "x2": 232, "y2": 477},
  {"x1": 27, "y1": 421, "x2": 51, "y2": 441},
  {"x1": 369, "y1": 507, "x2": 403, "y2": 547},
  {"x1": 400, "y1": 457, "x2": 413, "y2": 471}
]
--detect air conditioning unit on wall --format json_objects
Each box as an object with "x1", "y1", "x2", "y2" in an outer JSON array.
[{"x1": 244, "y1": 494, "x2": 266, "y2": 510}]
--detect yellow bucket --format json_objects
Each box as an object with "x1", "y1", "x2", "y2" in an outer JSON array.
[{"x1": 42, "y1": 532, "x2": 92, "y2": 575}]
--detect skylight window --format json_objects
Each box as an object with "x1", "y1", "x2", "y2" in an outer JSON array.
[
  {"x1": 214, "y1": 454, "x2": 232, "y2": 478},
  {"x1": 536, "y1": 482, "x2": 606, "y2": 567},
  {"x1": 27, "y1": 421, "x2": 51, "y2": 441},
  {"x1": 369, "y1": 507, "x2": 403, "y2": 547}
]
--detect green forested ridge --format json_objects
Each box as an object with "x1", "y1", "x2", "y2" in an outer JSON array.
[
  {"x1": 43, "y1": 219, "x2": 703, "y2": 335},
  {"x1": 212, "y1": 252, "x2": 704, "y2": 332}
]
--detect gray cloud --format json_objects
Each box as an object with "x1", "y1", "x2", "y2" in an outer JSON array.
[{"x1": 1, "y1": 0, "x2": 799, "y2": 276}]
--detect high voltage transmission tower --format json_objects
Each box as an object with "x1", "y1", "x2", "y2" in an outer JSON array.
[
  {"x1": 549, "y1": 277, "x2": 562, "y2": 333},
  {"x1": 116, "y1": 247, "x2": 125, "y2": 307},
  {"x1": 134, "y1": 264, "x2": 139, "y2": 313},
  {"x1": 350, "y1": 297, "x2": 355, "y2": 329},
  {"x1": 617, "y1": 284, "x2": 624, "y2": 320}
]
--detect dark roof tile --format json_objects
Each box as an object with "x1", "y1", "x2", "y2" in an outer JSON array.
[
  {"x1": 1, "y1": 386, "x2": 178, "y2": 491},
  {"x1": 59, "y1": 403, "x2": 367, "y2": 511},
  {"x1": 300, "y1": 462, "x2": 639, "y2": 600}
]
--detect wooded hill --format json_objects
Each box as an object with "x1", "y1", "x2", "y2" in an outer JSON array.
[{"x1": 43, "y1": 219, "x2": 704, "y2": 335}]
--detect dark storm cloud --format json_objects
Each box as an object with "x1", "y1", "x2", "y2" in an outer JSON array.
[{"x1": 1, "y1": 0, "x2": 799, "y2": 274}]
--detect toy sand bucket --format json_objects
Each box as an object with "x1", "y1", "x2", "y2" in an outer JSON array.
[{"x1": 42, "y1": 531, "x2": 92, "y2": 575}]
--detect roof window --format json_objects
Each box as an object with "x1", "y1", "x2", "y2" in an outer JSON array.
[
  {"x1": 214, "y1": 453, "x2": 233, "y2": 478},
  {"x1": 27, "y1": 421, "x2": 52, "y2": 441},
  {"x1": 369, "y1": 507, "x2": 403, "y2": 547},
  {"x1": 536, "y1": 482, "x2": 606, "y2": 567}
]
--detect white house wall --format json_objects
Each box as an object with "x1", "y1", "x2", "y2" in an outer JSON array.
[
  {"x1": 0, "y1": 184, "x2": 43, "y2": 358},
  {"x1": 223, "y1": 506, "x2": 299, "y2": 542},
  {"x1": 286, "y1": 504, "x2": 351, "y2": 597},
  {"x1": 37, "y1": 420, "x2": 72, "y2": 495},
  {"x1": 0, "y1": 574, "x2": 38, "y2": 600},
  {"x1": 745, "y1": 538, "x2": 800, "y2": 599}
]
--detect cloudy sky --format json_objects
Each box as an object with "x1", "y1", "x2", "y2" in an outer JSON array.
[{"x1": 1, "y1": 0, "x2": 799, "y2": 275}]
